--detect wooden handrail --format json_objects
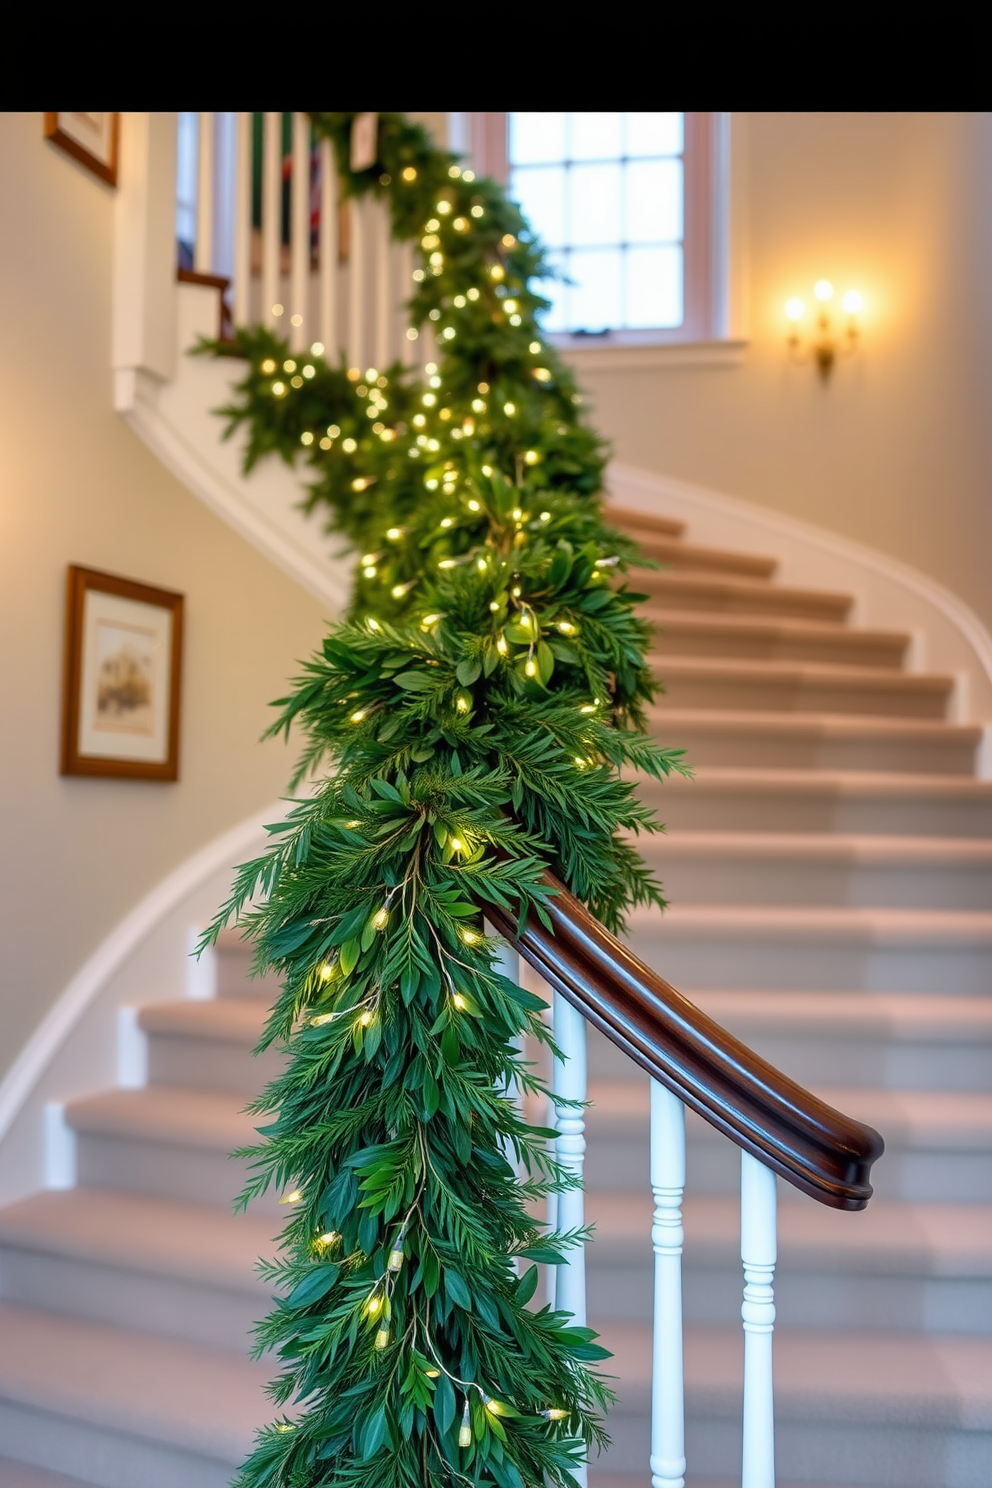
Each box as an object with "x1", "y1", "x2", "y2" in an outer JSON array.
[{"x1": 485, "y1": 874, "x2": 884, "y2": 1210}]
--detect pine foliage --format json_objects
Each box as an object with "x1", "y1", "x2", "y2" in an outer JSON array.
[{"x1": 199, "y1": 111, "x2": 688, "y2": 1487}]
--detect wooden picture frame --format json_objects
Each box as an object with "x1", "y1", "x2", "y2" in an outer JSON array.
[
  {"x1": 61, "y1": 566, "x2": 184, "y2": 782},
  {"x1": 44, "y1": 112, "x2": 119, "y2": 187}
]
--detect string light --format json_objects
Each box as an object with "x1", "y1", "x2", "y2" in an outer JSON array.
[
  {"x1": 540, "y1": 1408, "x2": 569, "y2": 1421},
  {"x1": 310, "y1": 342, "x2": 324, "y2": 356},
  {"x1": 458, "y1": 1400, "x2": 472, "y2": 1448},
  {"x1": 279, "y1": 1189, "x2": 303, "y2": 1205},
  {"x1": 350, "y1": 709, "x2": 367, "y2": 723},
  {"x1": 460, "y1": 928, "x2": 481, "y2": 945},
  {"x1": 260, "y1": 358, "x2": 276, "y2": 374},
  {"x1": 371, "y1": 907, "x2": 389, "y2": 930}
]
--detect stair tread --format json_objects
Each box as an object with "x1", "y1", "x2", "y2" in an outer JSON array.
[
  {"x1": 643, "y1": 570, "x2": 850, "y2": 602},
  {"x1": 64, "y1": 1086, "x2": 255, "y2": 1149},
  {"x1": 587, "y1": 1079, "x2": 992, "y2": 1145},
  {"x1": 0, "y1": 1188, "x2": 274, "y2": 1290},
  {"x1": 656, "y1": 655, "x2": 951, "y2": 691},
  {"x1": 652, "y1": 765, "x2": 992, "y2": 797},
  {"x1": 0, "y1": 1301, "x2": 270, "y2": 1461},
  {"x1": 631, "y1": 900, "x2": 992, "y2": 938},
  {"x1": 650, "y1": 706, "x2": 982, "y2": 739},
  {"x1": 139, "y1": 997, "x2": 267, "y2": 1042},
  {"x1": 599, "y1": 1323, "x2": 992, "y2": 1425},
  {"x1": 646, "y1": 607, "x2": 902, "y2": 643},
  {"x1": 586, "y1": 1193, "x2": 992, "y2": 1274},
  {"x1": 631, "y1": 537, "x2": 777, "y2": 576},
  {"x1": 690, "y1": 989, "x2": 992, "y2": 1040},
  {"x1": 606, "y1": 505, "x2": 685, "y2": 539},
  {"x1": 658, "y1": 830, "x2": 992, "y2": 863}
]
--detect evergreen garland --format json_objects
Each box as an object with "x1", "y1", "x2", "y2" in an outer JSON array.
[{"x1": 200, "y1": 111, "x2": 688, "y2": 1488}]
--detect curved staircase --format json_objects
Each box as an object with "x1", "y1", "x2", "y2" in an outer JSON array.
[{"x1": 0, "y1": 510, "x2": 989, "y2": 1487}]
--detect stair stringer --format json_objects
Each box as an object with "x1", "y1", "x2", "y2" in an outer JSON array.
[
  {"x1": 0, "y1": 807, "x2": 275, "y2": 1208},
  {"x1": 610, "y1": 461, "x2": 992, "y2": 749}
]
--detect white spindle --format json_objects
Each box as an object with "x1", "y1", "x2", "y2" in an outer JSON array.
[
  {"x1": 741, "y1": 1153, "x2": 777, "y2": 1488},
  {"x1": 348, "y1": 194, "x2": 366, "y2": 370},
  {"x1": 319, "y1": 135, "x2": 338, "y2": 359},
  {"x1": 233, "y1": 112, "x2": 251, "y2": 327},
  {"x1": 374, "y1": 201, "x2": 391, "y2": 371},
  {"x1": 650, "y1": 1081, "x2": 686, "y2": 1488},
  {"x1": 194, "y1": 111, "x2": 214, "y2": 274},
  {"x1": 212, "y1": 112, "x2": 237, "y2": 286},
  {"x1": 552, "y1": 991, "x2": 588, "y2": 1488},
  {"x1": 262, "y1": 111, "x2": 282, "y2": 329},
  {"x1": 290, "y1": 113, "x2": 310, "y2": 352}
]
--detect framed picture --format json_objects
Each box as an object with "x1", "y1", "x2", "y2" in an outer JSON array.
[
  {"x1": 44, "y1": 113, "x2": 119, "y2": 187},
  {"x1": 61, "y1": 566, "x2": 184, "y2": 781}
]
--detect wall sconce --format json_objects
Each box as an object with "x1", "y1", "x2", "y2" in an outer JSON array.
[{"x1": 785, "y1": 280, "x2": 863, "y2": 381}]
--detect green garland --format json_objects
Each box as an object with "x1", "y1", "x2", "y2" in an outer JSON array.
[{"x1": 200, "y1": 112, "x2": 687, "y2": 1488}]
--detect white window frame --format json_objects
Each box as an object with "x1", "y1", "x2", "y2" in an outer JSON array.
[{"x1": 449, "y1": 111, "x2": 747, "y2": 368}]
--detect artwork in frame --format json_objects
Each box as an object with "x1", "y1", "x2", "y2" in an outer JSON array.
[
  {"x1": 44, "y1": 112, "x2": 119, "y2": 187},
  {"x1": 61, "y1": 566, "x2": 184, "y2": 782}
]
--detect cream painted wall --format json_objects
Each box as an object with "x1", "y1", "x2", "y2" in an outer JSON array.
[
  {"x1": 0, "y1": 114, "x2": 327, "y2": 1080},
  {"x1": 572, "y1": 112, "x2": 992, "y2": 632}
]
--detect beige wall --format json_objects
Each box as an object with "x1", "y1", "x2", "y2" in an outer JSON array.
[
  {"x1": 575, "y1": 111, "x2": 992, "y2": 631},
  {"x1": 0, "y1": 114, "x2": 326, "y2": 1080}
]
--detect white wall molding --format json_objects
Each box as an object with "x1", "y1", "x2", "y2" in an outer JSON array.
[
  {"x1": 609, "y1": 462, "x2": 992, "y2": 745},
  {"x1": 119, "y1": 282, "x2": 350, "y2": 613},
  {"x1": 0, "y1": 804, "x2": 277, "y2": 1205}
]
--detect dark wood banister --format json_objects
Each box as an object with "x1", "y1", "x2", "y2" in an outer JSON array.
[{"x1": 485, "y1": 873, "x2": 884, "y2": 1211}]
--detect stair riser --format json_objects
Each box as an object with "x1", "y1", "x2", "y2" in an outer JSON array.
[
  {"x1": 74, "y1": 1134, "x2": 279, "y2": 1215},
  {"x1": 587, "y1": 1259, "x2": 992, "y2": 1335},
  {"x1": 0, "y1": 1246, "x2": 266, "y2": 1354},
  {"x1": 651, "y1": 629, "x2": 907, "y2": 668},
  {"x1": 0, "y1": 1402, "x2": 237, "y2": 1488},
  {"x1": 147, "y1": 1036, "x2": 281, "y2": 1095},
  {"x1": 601, "y1": 1409, "x2": 991, "y2": 1488},
  {"x1": 216, "y1": 954, "x2": 280, "y2": 1001},
  {"x1": 635, "y1": 543, "x2": 775, "y2": 578},
  {"x1": 659, "y1": 677, "x2": 950, "y2": 720},
  {"x1": 656, "y1": 728, "x2": 977, "y2": 775},
  {"x1": 585, "y1": 1130, "x2": 992, "y2": 1205},
  {"x1": 641, "y1": 578, "x2": 849, "y2": 623},
  {"x1": 650, "y1": 788, "x2": 992, "y2": 838},
  {"x1": 631, "y1": 928, "x2": 992, "y2": 993}
]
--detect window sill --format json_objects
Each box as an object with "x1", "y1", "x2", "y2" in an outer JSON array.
[{"x1": 551, "y1": 337, "x2": 748, "y2": 371}]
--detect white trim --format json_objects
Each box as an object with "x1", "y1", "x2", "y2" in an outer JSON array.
[
  {"x1": 609, "y1": 462, "x2": 992, "y2": 756},
  {"x1": 0, "y1": 804, "x2": 277, "y2": 1204}
]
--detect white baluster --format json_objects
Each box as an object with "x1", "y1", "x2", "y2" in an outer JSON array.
[
  {"x1": 194, "y1": 111, "x2": 214, "y2": 274},
  {"x1": 318, "y1": 135, "x2": 338, "y2": 359},
  {"x1": 552, "y1": 991, "x2": 587, "y2": 1488},
  {"x1": 650, "y1": 1081, "x2": 686, "y2": 1488},
  {"x1": 289, "y1": 112, "x2": 310, "y2": 352},
  {"x1": 212, "y1": 112, "x2": 236, "y2": 286},
  {"x1": 374, "y1": 200, "x2": 391, "y2": 371},
  {"x1": 261, "y1": 111, "x2": 281, "y2": 329},
  {"x1": 348, "y1": 194, "x2": 366, "y2": 370},
  {"x1": 232, "y1": 111, "x2": 251, "y2": 328},
  {"x1": 741, "y1": 1153, "x2": 777, "y2": 1488}
]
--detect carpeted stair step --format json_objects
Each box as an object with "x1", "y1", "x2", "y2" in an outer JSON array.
[
  {"x1": 643, "y1": 767, "x2": 992, "y2": 837},
  {"x1": 139, "y1": 997, "x2": 276, "y2": 1094},
  {"x1": 0, "y1": 1188, "x2": 273, "y2": 1351},
  {"x1": 656, "y1": 656, "x2": 954, "y2": 719},
  {"x1": 628, "y1": 902, "x2": 992, "y2": 993},
  {"x1": 63, "y1": 1088, "x2": 270, "y2": 1212},
  {"x1": 637, "y1": 570, "x2": 852, "y2": 622},
  {"x1": 647, "y1": 607, "x2": 908, "y2": 667},
  {"x1": 646, "y1": 831, "x2": 992, "y2": 910},
  {"x1": 0, "y1": 1302, "x2": 270, "y2": 1488},
  {"x1": 648, "y1": 708, "x2": 982, "y2": 773},
  {"x1": 584, "y1": 1191, "x2": 992, "y2": 1335}
]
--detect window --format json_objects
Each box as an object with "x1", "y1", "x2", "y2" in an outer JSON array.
[{"x1": 504, "y1": 112, "x2": 721, "y2": 346}]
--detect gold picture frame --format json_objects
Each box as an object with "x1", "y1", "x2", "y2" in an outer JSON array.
[
  {"x1": 44, "y1": 112, "x2": 119, "y2": 187},
  {"x1": 61, "y1": 566, "x2": 184, "y2": 782}
]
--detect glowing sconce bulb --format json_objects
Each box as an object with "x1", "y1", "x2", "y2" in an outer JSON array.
[
  {"x1": 785, "y1": 298, "x2": 805, "y2": 322},
  {"x1": 842, "y1": 289, "x2": 864, "y2": 315},
  {"x1": 814, "y1": 279, "x2": 834, "y2": 302},
  {"x1": 458, "y1": 1399, "x2": 472, "y2": 1447}
]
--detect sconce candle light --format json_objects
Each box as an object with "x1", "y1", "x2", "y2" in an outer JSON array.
[{"x1": 786, "y1": 280, "x2": 863, "y2": 381}]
